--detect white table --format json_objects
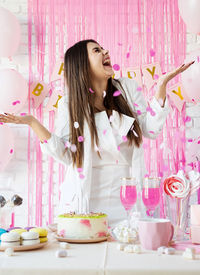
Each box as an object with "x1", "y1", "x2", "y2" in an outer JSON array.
[{"x1": 0, "y1": 233, "x2": 200, "y2": 275}]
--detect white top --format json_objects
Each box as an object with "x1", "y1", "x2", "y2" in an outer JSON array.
[{"x1": 40, "y1": 77, "x2": 170, "y2": 220}]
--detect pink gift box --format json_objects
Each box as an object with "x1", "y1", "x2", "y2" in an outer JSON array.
[
  {"x1": 191, "y1": 225, "x2": 200, "y2": 244},
  {"x1": 191, "y1": 205, "x2": 200, "y2": 226}
]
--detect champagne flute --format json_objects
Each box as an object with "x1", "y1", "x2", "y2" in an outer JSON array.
[
  {"x1": 142, "y1": 177, "x2": 161, "y2": 218},
  {"x1": 120, "y1": 177, "x2": 137, "y2": 228}
]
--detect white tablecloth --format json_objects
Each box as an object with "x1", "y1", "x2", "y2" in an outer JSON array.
[{"x1": 1, "y1": 233, "x2": 200, "y2": 275}]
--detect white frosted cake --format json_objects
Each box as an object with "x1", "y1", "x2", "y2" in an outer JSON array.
[{"x1": 57, "y1": 212, "x2": 108, "y2": 239}]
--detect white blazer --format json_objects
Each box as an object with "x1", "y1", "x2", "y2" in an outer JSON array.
[{"x1": 40, "y1": 77, "x2": 170, "y2": 213}]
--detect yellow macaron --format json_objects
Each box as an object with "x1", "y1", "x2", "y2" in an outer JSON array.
[
  {"x1": 30, "y1": 227, "x2": 48, "y2": 243},
  {"x1": 10, "y1": 229, "x2": 27, "y2": 235}
]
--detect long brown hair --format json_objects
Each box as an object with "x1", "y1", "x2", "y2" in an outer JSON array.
[{"x1": 64, "y1": 39, "x2": 143, "y2": 169}]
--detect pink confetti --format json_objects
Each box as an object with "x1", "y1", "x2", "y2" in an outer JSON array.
[
  {"x1": 117, "y1": 145, "x2": 120, "y2": 151},
  {"x1": 59, "y1": 229, "x2": 65, "y2": 237},
  {"x1": 126, "y1": 52, "x2": 130, "y2": 58},
  {"x1": 103, "y1": 129, "x2": 107, "y2": 135},
  {"x1": 10, "y1": 149, "x2": 13, "y2": 154},
  {"x1": 113, "y1": 64, "x2": 120, "y2": 71},
  {"x1": 12, "y1": 100, "x2": 20, "y2": 106},
  {"x1": 79, "y1": 173, "x2": 85, "y2": 179},
  {"x1": 113, "y1": 90, "x2": 121, "y2": 97},
  {"x1": 0, "y1": 123, "x2": 3, "y2": 125},
  {"x1": 184, "y1": 116, "x2": 191, "y2": 123},
  {"x1": 116, "y1": 160, "x2": 119, "y2": 164},
  {"x1": 122, "y1": 136, "x2": 127, "y2": 142},
  {"x1": 64, "y1": 141, "x2": 71, "y2": 148},
  {"x1": 118, "y1": 42, "x2": 122, "y2": 46},
  {"x1": 44, "y1": 140, "x2": 48, "y2": 143},
  {"x1": 198, "y1": 140, "x2": 200, "y2": 144},
  {"x1": 150, "y1": 110, "x2": 156, "y2": 116},
  {"x1": 197, "y1": 56, "x2": 200, "y2": 63},
  {"x1": 136, "y1": 86, "x2": 142, "y2": 91},
  {"x1": 154, "y1": 74, "x2": 159, "y2": 80},
  {"x1": 144, "y1": 174, "x2": 149, "y2": 178},
  {"x1": 20, "y1": 113, "x2": 27, "y2": 116},
  {"x1": 137, "y1": 110, "x2": 142, "y2": 115},
  {"x1": 150, "y1": 48, "x2": 155, "y2": 57},
  {"x1": 133, "y1": 103, "x2": 138, "y2": 107},
  {"x1": 80, "y1": 219, "x2": 91, "y2": 227},
  {"x1": 77, "y1": 168, "x2": 83, "y2": 173},
  {"x1": 146, "y1": 106, "x2": 152, "y2": 112},
  {"x1": 188, "y1": 139, "x2": 193, "y2": 142},
  {"x1": 89, "y1": 88, "x2": 95, "y2": 93},
  {"x1": 78, "y1": 136, "x2": 84, "y2": 142},
  {"x1": 149, "y1": 131, "x2": 155, "y2": 134}
]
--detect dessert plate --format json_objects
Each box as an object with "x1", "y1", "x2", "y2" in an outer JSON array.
[
  {"x1": 54, "y1": 233, "x2": 107, "y2": 244},
  {"x1": 0, "y1": 242, "x2": 48, "y2": 251}
]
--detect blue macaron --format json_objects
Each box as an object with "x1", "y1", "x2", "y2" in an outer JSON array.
[{"x1": 0, "y1": 228, "x2": 7, "y2": 242}]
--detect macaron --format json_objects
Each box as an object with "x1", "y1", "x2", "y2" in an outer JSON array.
[
  {"x1": 10, "y1": 229, "x2": 27, "y2": 235},
  {"x1": 0, "y1": 228, "x2": 7, "y2": 242},
  {"x1": 1, "y1": 232, "x2": 20, "y2": 247},
  {"x1": 30, "y1": 227, "x2": 48, "y2": 243},
  {"x1": 21, "y1": 231, "x2": 40, "y2": 246},
  {"x1": 24, "y1": 226, "x2": 36, "y2": 231}
]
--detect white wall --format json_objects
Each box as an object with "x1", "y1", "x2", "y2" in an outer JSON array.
[{"x1": 0, "y1": 0, "x2": 200, "y2": 226}]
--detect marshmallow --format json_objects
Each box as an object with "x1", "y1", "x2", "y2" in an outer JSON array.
[
  {"x1": 133, "y1": 245, "x2": 141, "y2": 254},
  {"x1": 164, "y1": 247, "x2": 175, "y2": 255},
  {"x1": 183, "y1": 248, "x2": 195, "y2": 260},
  {"x1": 157, "y1": 246, "x2": 166, "y2": 256},
  {"x1": 4, "y1": 248, "x2": 14, "y2": 256},
  {"x1": 124, "y1": 245, "x2": 134, "y2": 253},
  {"x1": 55, "y1": 249, "x2": 68, "y2": 258},
  {"x1": 59, "y1": 242, "x2": 70, "y2": 249}
]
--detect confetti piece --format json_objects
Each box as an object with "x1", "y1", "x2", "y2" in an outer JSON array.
[
  {"x1": 116, "y1": 160, "x2": 119, "y2": 164},
  {"x1": 144, "y1": 174, "x2": 149, "y2": 178},
  {"x1": 198, "y1": 140, "x2": 200, "y2": 144},
  {"x1": 150, "y1": 49, "x2": 155, "y2": 57},
  {"x1": 126, "y1": 52, "x2": 130, "y2": 58},
  {"x1": 113, "y1": 64, "x2": 120, "y2": 71},
  {"x1": 122, "y1": 136, "x2": 128, "y2": 142},
  {"x1": 187, "y1": 139, "x2": 193, "y2": 142},
  {"x1": 133, "y1": 103, "x2": 138, "y2": 107},
  {"x1": 103, "y1": 129, "x2": 107, "y2": 135},
  {"x1": 103, "y1": 91, "x2": 106, "y2": 98},
  {"x1": 149, "y1": 131, "x2": 155, "y2": 134},
  {"x1": 117, "y1": 146, "x2": 120, "y2": 151},
  {"x1": 12, "y1": 100, "x2": 20, "y2": 106},
  {"x1": 154, "y1": 74, "x2": 159, "y2": 80},
  {"x1": 136, "y1": 86, "x2": 142, "y2": 91},
  {"x1": 89, "y1": 88, "x2": 95, "y2": 93},
  {"x1": 77, "y1": 168, "x2": 83, "y2": 173},
  {"x1": 74, "y1": 122, "x2": 79, "y2": 128},
  {"x1": 146, "y1": 106, "x2": 152, "y2": 112},
  {"x1": 65, "y1": 141, "x2": 71, "y2": 148},
  {"x1": 118, "y1": 42, "x2": 122, "y2": 46},
  {"x1": 20, "y1": 113, "x2": 27, "y2": 116},
  {"x1": 70, "y1": 144, "x2": 77, "y2": 152},
  {"x1": 197, "y1": 56, "x2": 200, "y2": 63},
  {"x1": 44, "y1": 140, "x2": 48, "y2": 143},
  {"x1": 113, "y1": 90, "x2": 121, "y2": 97},
  {"x1": 79, "y1": 174, "x2": 85, "y2": 179},
  {"x1": 184, "y1": 116, "x2": 191, "y2": 123},
  {"x1": 137, "y1": 110, "x2": 142, "y2": 115},
  {"x1": 0, "y1": 123, "x2": 3, "y2": 125},
  {"x1": 150, "y1": 110, "x2": 156, "y2": 116},
  {"x1": 78, "y1": 136, "x2": 84, "y2": 142},
  {"x1": 10, "y1": 149, "x2": 13, "y2": 154}
]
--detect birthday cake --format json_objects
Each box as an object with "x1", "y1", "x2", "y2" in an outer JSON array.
[{"x1": 57, "y1": 212, "x2": 108, "y2": 240}]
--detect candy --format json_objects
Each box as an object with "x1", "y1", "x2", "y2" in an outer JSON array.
[
  {"x1": 4, "y1": 247, "x2": 14, "y2": 256},
  {"x1": 59, "y1": 242, "x2": 70, "y2": 249},
  {"x1": 55, "y1": 249, "x2": 68, "y2": 258},
  {"x1": 182, "y1": 248, "x2": 195, "y2": 260}
]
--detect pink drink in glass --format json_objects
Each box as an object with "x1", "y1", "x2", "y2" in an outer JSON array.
[
  {"x1": 120, "y1": 185, "x2": 137, "y2": 211},
  {"x1": 142, "y1": 187, "x2": 160, "y2": 210}
]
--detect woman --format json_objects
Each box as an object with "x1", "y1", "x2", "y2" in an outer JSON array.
[{"x1": 0, "y1": 39, "x2": 194, "y2": 226}]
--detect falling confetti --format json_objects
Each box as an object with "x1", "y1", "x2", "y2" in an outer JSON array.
[
  {"x1": 113, "y1": 64, "x2": 120, "y2": 71},
  {"x1": 184, "y1": 116, "x2": 191, "y2": 123},
  {"x1": 44, "y1": 140, "x2": 48, "y2": 143},
  {"x1": 89, "y1": 88, "x2": 95, "y2": 93},
  {"x1": 20, "y1": 113, "x2": 27, "y2": 116},
  {"x1": 122, "y1": 136, "x2": 128, "y2": 142},
  {"x1": 117, "y1": 146, "x2": 120, "y2": 151},
  {"x1": 154, "y1": 74, "x2": 159, "y2": 80},
  {"x1": 79, "y1": 174, "x2": 85, "y2": 179},
  {"x1": 150, "y1": 110, "x2": 156, "y2": 116},
  {"x1": 113, "y1": 90, "x2": 121, "y2": 97},
  {"x1": 12, "y1": 100, "x2": 20, "y2": 106},
  {"x1": 150, "y1": 49, "x2": 155, "y2": 57},
  {"x1": 78, "y1": 136, "x2": 84, "y2": 142},
  {"x1": 74, "y1": 122, "x2": 79, "y2": 128},
  {"x1": 118, "y1": 42, "x2": 122, "y2": 46},
  {"x1": 149, "y1": 131, "x2": 155, "y2": 134},
  {"x1": 0, "y1": 123, "x2": 3, "y2": 125},
  {"x1": 65, "y1": 141, "x2": 71, "y2": 148},
  {"x1": 70, "y1": 144, "x2": 77, "y2": 152},
  {"x1": 126, "y1": 52, "x2": 130, "y2": 58},
  {"x1": 137, "y1": 110, "x2": 142, "y2": 115},
  {"x1": 103, "y1": 129, "x2": 107, "y2": 135},
  {"x1": 10, "y1": 149, "x2": 13, "y2": 154},
  {"x1": 188, "y1": 139, "x2": 193, "y2": 143},
  {"x1": 77, "y1": 168, "x2": 83, "y2": 173},
  {"x1": 136, "y1": 86, "x2": 142, "y2": 91},
  {"x1": 133, "y1": 103, "x2": 138, "y2": 107}
]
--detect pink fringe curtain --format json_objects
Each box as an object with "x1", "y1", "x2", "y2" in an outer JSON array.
[{"x1": 27, "y1": 0, "x2": 186, "y2": 225}]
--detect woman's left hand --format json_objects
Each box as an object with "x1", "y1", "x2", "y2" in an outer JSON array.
[{"x1": 158, "y1": 61, "x2": 195, "y2": 86}]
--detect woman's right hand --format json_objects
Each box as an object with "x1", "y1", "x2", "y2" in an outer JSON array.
[{"x1": 0, "y1": 113, "x2": 34, "y2": 126}]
